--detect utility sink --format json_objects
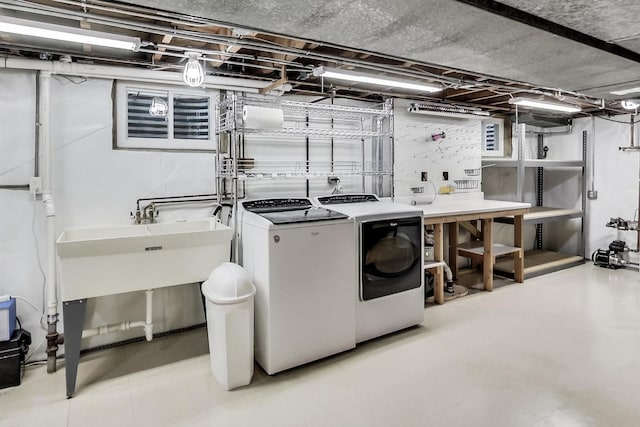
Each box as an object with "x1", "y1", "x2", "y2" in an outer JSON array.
[{"x1": 56, "y1": 218, "x2": 233, "y2": 301}]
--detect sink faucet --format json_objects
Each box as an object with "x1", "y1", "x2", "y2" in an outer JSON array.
[
  {"x1": 142, "y1": 202, "x2": 158, "y2": 224},
  {"x1": 130, "y1": 202, "x2": 158, "y2": 224}
]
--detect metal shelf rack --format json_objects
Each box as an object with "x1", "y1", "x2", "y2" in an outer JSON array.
[
  {"x1": 215, "y1": 93, "x2": 394, "y2": 261},
  {"x1": 482, "y1": 123, "x2": 587, "y2": 279}
]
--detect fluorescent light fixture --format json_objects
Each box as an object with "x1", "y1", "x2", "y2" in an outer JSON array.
[
  {"x1": 313, "y1": 66, "x2": 442, "y2": 93},
  {"x1": 409, "y1": 102, "x2": 489, "y2": 117},
  {"x1": 183, "y1": 52, "x2": 204, "y2": 87},
  {"x1": 0, "y1": 16, "x2": 140, "y2": 51},
  {"x1": 620, "y1": 99, "x2": 640, "y2": 110},
  {"x1": 508, "y1": 97, "x2": 581, "y2": 113},
  {"x1": 610, "y1": 87, "x2": 640, "y2": 96}
]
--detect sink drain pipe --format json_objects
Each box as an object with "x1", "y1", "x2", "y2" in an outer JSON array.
[
  {"x1": 82, "y1": 289, "x2": 154, "y2": 341},
  {"x1": 38, "y1": 71, "x2": 63, "y2": 374}
]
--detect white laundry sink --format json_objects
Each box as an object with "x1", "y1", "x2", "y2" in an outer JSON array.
[{"x1": 56, "y1": 218, "x2": 233, "y2": 301}]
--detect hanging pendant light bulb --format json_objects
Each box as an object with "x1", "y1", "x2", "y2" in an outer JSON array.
[
  {"x1": 620, "y1": 99, "x2": 640, "y2": 110},
  {"x1": 183, "y1": 52, "x2": 204, "y2": 87}
]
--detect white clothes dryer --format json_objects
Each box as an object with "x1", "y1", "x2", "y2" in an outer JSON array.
[
  {"x1": 239, "y1": 198, "x2": 356, "y2": 374},
  {"x1": 314, "y1": 194, "x2": 424, "y2": 343}
]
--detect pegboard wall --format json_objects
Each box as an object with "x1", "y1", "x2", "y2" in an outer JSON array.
[{"x1": 393, "y1": 98, "x2": 483, "y2": 198}]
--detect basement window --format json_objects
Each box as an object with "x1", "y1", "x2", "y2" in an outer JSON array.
[{"x1": 115, "y1": 82, "x2": 215, "y2": 151}]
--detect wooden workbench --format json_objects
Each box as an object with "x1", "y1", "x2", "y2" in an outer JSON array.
[{"x1": 406, "y1": 196, "x2": 530, "y2": 304}]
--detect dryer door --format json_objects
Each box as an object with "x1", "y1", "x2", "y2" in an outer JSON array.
[{"x1": 361, "y1": 216, "x2": 422, "y2": 301}]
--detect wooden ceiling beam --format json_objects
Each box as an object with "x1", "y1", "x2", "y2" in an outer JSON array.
[
  {"x1": 152, "y1": 34, "x2": 173, "y2": 62},
  {"x1": 79, "y1": 20, "x2": 92, "y2": 53}
]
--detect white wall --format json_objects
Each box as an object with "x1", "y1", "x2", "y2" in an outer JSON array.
[
  {"x1": 0, "y1": 71, "x2": 218, "y2": 354},
  {"x1": 483, "y1": 114, "x2": 640, "y2": 259},
  {"x1": 572, "y1": 115, "x2": 639, "y2": 259},
  {"x1": 7, "y1": 64, "x2": 634, "y2": 360},
  {"x1": 0, "y1": 73, "x2": 383, "y2": 358},
  {"x1": 393, "y1": 98, "x2": 483, "y2": 200}
]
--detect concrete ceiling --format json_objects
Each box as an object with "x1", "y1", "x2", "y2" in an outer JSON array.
[
  {"x1": 122, "y1": 0, "x2": 640, "y2": 99},
  {"x1": 1, "y1": 0, "x2": 639, "y2": 115}
]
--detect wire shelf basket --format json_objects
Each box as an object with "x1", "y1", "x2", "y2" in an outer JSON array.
[
  {"x1": 454, "y1": 179, "x2": 479, "y2": 190},
  {"x1": 464, "y1": 168, "x2": 481, "y2": 176}
]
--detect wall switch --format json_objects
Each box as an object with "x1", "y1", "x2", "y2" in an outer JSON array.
[
  {"x1": 327, "y1": 176, "x2": 340, "y2": 185},
  {"x1": 587, "y1": 190, "x2": 598, "y2": 200},
  {"x1": 29, "y1": 177, "x2": 42, "y2": 195}
]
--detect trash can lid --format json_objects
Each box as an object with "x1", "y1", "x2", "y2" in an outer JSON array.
[{"x1": 201, "y1": 262, "x2": 256, "y2": 304}]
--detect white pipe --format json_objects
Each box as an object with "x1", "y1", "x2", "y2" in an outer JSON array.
[
  {"x1": 39, "y1": 71, "x2": 57, "y2": 320},
  {"x1": 590, "y1": 116, "x2": 596, "y2": 192},
  {"x1": 426, "y1": 260, "x2": 454, "y2": 283},
  {"x1": 80, "y1": 289, "x2": 153, "y2": 340},
  {"x1": 39, "y1": 70, "x2": 59, "y2": 373},
  {"x1": 82, "y1": 320, "x2": 146, "y2": 339},
  {"x1": 0, "y1": 57, "x2": 288, "y2": 94},
  {"x1": 144, "y1": 289, "x2": 153, "y2": 342}
]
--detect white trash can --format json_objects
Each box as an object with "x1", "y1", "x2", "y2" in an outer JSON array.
[{"x1": 201, "y1": 262, "x2": 256, "y2": 390}]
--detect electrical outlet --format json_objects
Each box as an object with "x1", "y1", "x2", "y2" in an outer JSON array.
[
  {"x1": 421, "y1": 172, "x2": 428, "y2": 181},
  {"x1": 587, "y1": 190, "x2": 598, "y2": 200},
  {"x1": 29, "y1": 177, "x2": 42, "y2": 196},
  {"x1": 327, "y1": 176, "x2": 340, "y2": 185},
  {"x1": 442, "y1": 171, "x2": 449, "y2": 181}
]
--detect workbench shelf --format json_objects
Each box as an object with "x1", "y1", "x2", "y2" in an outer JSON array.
[
  {"x1": 482, "y1": 123, "x2": 587, "y2": 279},
  {"x1": 494, "y1": 206, "x2": 584, "y2": 225}
]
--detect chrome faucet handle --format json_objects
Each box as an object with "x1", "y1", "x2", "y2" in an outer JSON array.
[{"x1": 130, "y1": 209, "x2": 142, "y2": 224}]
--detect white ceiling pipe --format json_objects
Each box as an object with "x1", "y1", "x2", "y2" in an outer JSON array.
[{"x1": 0, "y1": 57, "x2": 284, "y2": 93}]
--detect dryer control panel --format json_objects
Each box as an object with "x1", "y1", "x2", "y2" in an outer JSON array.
[{"x1": 317, "y1": 194, "x2": 380, "y2": 205}]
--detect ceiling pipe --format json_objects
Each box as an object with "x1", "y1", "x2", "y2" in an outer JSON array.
[{"x1": 0, "y1": 56, "x2": 290, "y2": 94}]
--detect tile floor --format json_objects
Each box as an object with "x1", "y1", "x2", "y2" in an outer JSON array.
[{"x1": 1, "y1": 264, "x2": 639, "y2": 427}]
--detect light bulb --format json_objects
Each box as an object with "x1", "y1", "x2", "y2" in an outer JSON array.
[
  {"x1": 620, "y1": 99, "x2": 640, "y2": 110},
  {"x1": 183, "y1": 53, "x2": 204, "y2": 87},
  {"x1": 148, "y1": 97, "x2": 168, "y2": 117}
]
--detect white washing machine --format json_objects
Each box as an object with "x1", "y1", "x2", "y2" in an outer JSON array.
[
  {"x1": 314, "y1": 194, "x2": 424, "y2": 343},
  {"x1": 239, "y1": 198, "x2": 357, "y2": 374}
]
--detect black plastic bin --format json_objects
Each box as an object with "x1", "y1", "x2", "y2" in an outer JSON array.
[{"x1": 0, "y1": 329, "x2": 31, "y2": 390}]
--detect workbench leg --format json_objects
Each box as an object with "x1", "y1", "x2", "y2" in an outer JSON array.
[
  {"x1": 63, "y1": 299, "x2": 86, "y2": 398},
  {"x1": 472, "y1": 220, "x2": 481, "y2": 270},
  {"x1": 433, "y1": 223, "x2": 445, "y2": 304},
  {"x1": 514, "y1": 214, "x2": 525, "y2": 283},
  {"x1": 448, "y1": 222, "x2": 458, "y2": 280},
  {"x1": 482, "y1": 218, "x2": 494, "y2": 291}
]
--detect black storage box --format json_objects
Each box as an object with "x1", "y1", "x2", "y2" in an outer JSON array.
[{"x1": 0, "y1": 329, "x2": 31, "y2": 390}]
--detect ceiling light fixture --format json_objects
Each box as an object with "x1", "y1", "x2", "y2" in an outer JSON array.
[
  {"x1": 0, "y1": 16, "x2": 140, "y2": 51},
  {"x1": 408, "y1": 102, "x2": 490, "y2": 117},
  {"x1": 183, "y1": 52, "x2": 204, "y2": 87},
  {"x1": 620, "y1": 99, "x2": 640, "y2": 110},
  {"x1": 312, "y1": 66, "x2": 442, "y2": 93},
  {"x1": 508, "y1": 97, "x2": 581, "y2": 113},
  {"x1": 610, "y1": 87, "x2": 640, "y2": 96}
]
